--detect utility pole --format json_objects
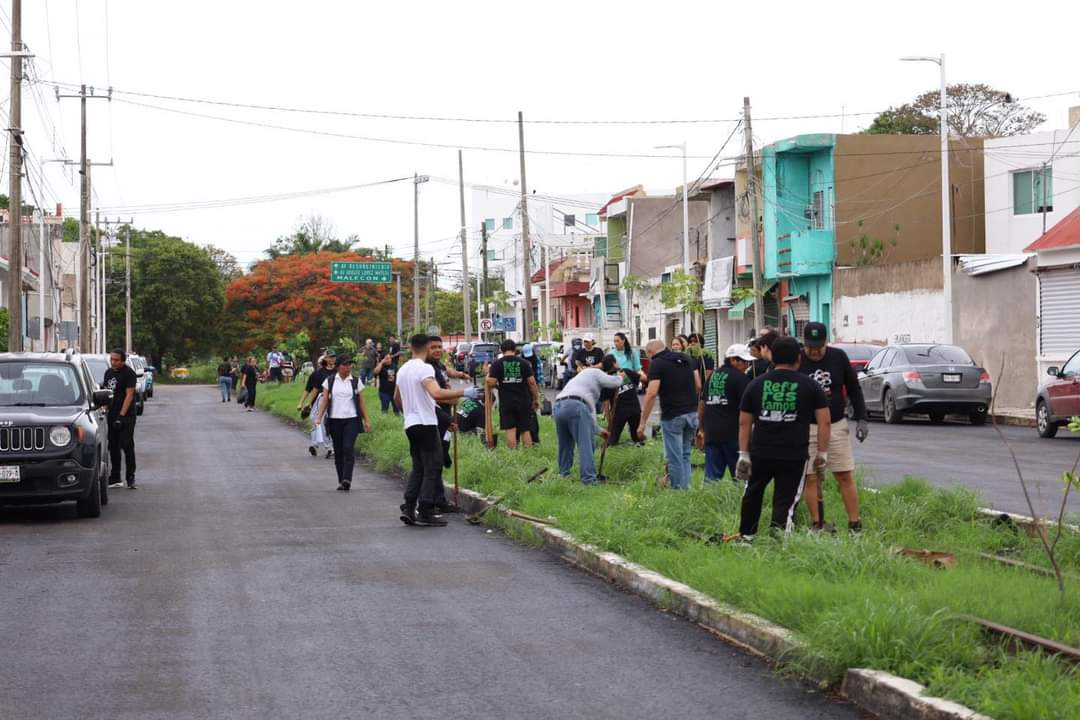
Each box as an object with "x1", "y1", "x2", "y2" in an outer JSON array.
[
  {"x1": 94, "y1": 210, "x2": 102, "y2": 352},
  {"x1": 458, "y1": 150, "x2": 473, "y2": 340},
  {"x1": 411, "y1": 173, "x2": 429, "y2": 331},
  {"x1": 124, "y1": 223, "x2": 132, "y2": 351},
  {"x1": 743, "y1": 97, "x2": 764, "y2": 331},
  {"x1": 481, "y1": 221, "x2": 489, "y2": 305},
  {"x1": 517, "y1": 111, "x2": 533, "y2": 342},
  {"x1": 36, "y1": 209, "x2": 44, "y2": 350},
  {"x1": 7, "y1": 0, "x2": 23, "y2": 351},
  {"x1": 394, "y1": 272, "x2": 402, "y2": 338}
]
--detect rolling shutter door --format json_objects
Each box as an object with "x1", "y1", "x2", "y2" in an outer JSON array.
[
  {"x1": 1039, "y1": 267, "x2": 1080, "y2": 355},
  {"x1": 703, "y1": 309, "x2": 718, "y2": 356}
]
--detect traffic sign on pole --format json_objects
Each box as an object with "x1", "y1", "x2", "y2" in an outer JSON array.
[
  {"x1": 479, "y1": 318, "x2": 494, "y2": 333},
  {"x1": 330, "y1": 261, "x2": 393, "y2": 283}
]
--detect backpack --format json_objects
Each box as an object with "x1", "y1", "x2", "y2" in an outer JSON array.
[{"x1": 326, "y1": 374, "x2": 364, "y2": 426}]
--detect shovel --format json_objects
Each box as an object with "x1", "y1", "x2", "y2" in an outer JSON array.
[
  {"x1": 595, "y1": 401, "x2": 616, "y2": 483},
  {"x1": 452, "y1": 412, "x2": 460, "y2": 507}
]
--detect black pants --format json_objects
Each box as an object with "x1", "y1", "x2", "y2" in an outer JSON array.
[
  {"x1": 609, "y1": 406, "x2": 643, "y2": 445},
  {"x1": 244, "y1": 382, "x2": 257, "y2": 408},
  {"x1": 404, "y1": 424, "x2": 442, "y2": 511},
  {"x1": 327, "y1": 417, "x2": 362, "y2": 485},
  {"x1": 738, "y1": 455, "x2": 806, "y2": 537},
  {"x1": 108, "y1": 414, "x2": 136, "y2": 483}
]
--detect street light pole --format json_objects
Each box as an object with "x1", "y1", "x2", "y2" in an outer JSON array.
[
  {"x1": 412, "y1": 173, "x2": 429, "y2": 332},
  {"x1": 902, "y1": 53, "x2": 952, "y2": 343}
]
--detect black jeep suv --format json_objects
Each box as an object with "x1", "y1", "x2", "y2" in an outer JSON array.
[{"x1": 0, "y1": 351, "x2": 112, "y2": 518}]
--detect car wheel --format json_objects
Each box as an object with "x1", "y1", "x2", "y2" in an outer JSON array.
[
  {"x1": 969, "y1": 409, "x2": 988, "y2": 426},
  {"x1": 136, "y1": 400, "x2": 144, "y2": 416},
  {"x1": 845, "y1": 401, "x2": 855, "y2": 420},
  {"x1": 76, "y1": 476, "x2": 103, "y2": 518},
  {"x1": 1036, "y1": 400, "x2": 1058, "y2": 438},
  {"x1": 928, "y1": 410, "x2": 946, "y2": 424},
  {"x1": 883, "y1": 388, "x2": 902, "y2": 424},
  {"x1": 99, "y1": 455, "x2": 109, "y2": 506}
]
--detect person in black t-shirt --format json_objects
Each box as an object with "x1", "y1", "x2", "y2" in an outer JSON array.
[
  {"x1": 299, "y1": 355, "x2": 333, "y2": 457},
  {"x1": 697, "y1": 344, "x2": 754, "y2": 482},
  {"x1": 639, "y1": 339, "x2": 701, "y2": 490},
  {"x1": 373, "y1": 352, "x2": 400, "y2": 415},
  {"x1": 456, "y1": 396, "x2": 486, "y2": 434},
  {"x1": 486, "y1": 339, "x2": 540, "y2": 449},
  {"x1": 735, "y1": 336, "x2": 830, "y2": 538},
  {"x1": 601, "y1": 367, "x2": 644, "y2": 445},
  {"x1": 103, "y1": 349, "x2": 138, "y2": 489},
  {"x1": 798, "y1": 322, "x2": 868, "y2": 532},
  {"x1": 572, "y1": 334, "x2": 605, "y2": 372},
  {"x1": 239, "y1": 356, "x2": 259, "y2": 411}
]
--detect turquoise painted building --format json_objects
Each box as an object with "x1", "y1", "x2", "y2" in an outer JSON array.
[{"x1": 762, "y1": 134, "x2": 837, "y2": 335}]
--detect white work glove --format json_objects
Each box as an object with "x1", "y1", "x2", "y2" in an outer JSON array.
[
  {"x1": 855, "y1": 419, "x2": 869, "y2": 443},
  {"x1": 813, "y1": 451, "x2": 829, "y2": 477},
  {"x1": 463, "y1": 386, "x2": 482, "y2": 401},
  {"x1": 735, "y1": 451, "x2": 752, "y2": 483}
]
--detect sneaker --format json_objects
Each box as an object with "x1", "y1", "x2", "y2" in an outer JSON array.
[
  {"x1": 399, "y1": 503, "x2": 417, "y2": 526},
  {"x1": 108, "y1": 479, "x2": 123, "y2": 488},
  {"x1": 326, "y1": 449, "x2": 334, "y2": 459},
  {"x1": 810, "y1": 521, "x2": 838, "y2": 535},
  {"x1": 435, "y1": 500, "x2": 460, "y2": 514},
  {"x1": 308, "y1": 446, "x2": 317, "y2": 457},
  {"x1": 417, "y1": 512, "x2": 448, "y2": 527},
  {"x1": 127, "y1": 482, "x2": 137, "y2": 490},
  {"x1": 341, "y1": 481, "x2": 351, "y2": 492},
  {"x1": 246, "y1": 407, "x2": 254, "y2": 413},
  {"x1": 849, "y1": 520, "x2": 863, "y2": 534}
]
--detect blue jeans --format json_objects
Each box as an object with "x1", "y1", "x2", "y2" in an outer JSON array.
[
  {"x1": 660, "y1": 412, "x2": 699, "y2": 489},
  {"x1": 705, "y1": 440, "x2": 739, "y2": 482},
  {"x1": 218, "y1": 376, "x2": 232, "y2": 401},
  {"x1": 360, "y1": 367, "x2": 373, "y2": 385},
  {"x1": 554, "y1": 398, "x2": 598, "y2": 485},
  {"x1": 379, "y1": 391, "x2": 399, "y2": 415}
]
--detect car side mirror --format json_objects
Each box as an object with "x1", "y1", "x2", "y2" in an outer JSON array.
[
  {"x1": 857, "y1": 370, "x2": 868, "y2": 379},
  {"x1": 92, "y1": 389, "x2": 113, "y2": 408},
  {"x1": 1047, "y1": 366, "x2": 1060, "y2": 377}
]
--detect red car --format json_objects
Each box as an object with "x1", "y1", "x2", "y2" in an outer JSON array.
[
  {"x1": 1036, "y1": 349, "x2": 1080, "y2": 438},
  {"x1": 832, "y1": 343, "x2": 884, "y2": 373}
]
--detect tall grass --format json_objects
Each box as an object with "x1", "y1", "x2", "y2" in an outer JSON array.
[{"x1": 257, "y1": 382, "x2": 1080, "y2": 720}]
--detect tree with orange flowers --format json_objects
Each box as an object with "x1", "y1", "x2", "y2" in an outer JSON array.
[{"x1": 225, "y1": 251, "x2": 415, "y2": 359}]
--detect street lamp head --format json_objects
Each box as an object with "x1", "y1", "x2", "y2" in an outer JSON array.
[
  {"x1": 900, "y1": 55, "x2": 941, "y2": 64},
  {"x1": 415, "y1": 175, "x2": 430, "y2": 184}
]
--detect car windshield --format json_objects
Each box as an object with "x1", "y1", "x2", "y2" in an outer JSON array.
[
  {"x1": 836, "y1": 344, "x2": 882, "y2": 362},
  {"x1": 84, "y1": 358, "x2": 109, "y2": 384},
  {"x1": 903, "y1": 345, "x2": 974, "y2": 366},
  {"x1": 473, "y1": 344, "x2": 498, "y2": 354},
  {"x1": 0, "y1": 362, "x2": 85, "y2": 406}
]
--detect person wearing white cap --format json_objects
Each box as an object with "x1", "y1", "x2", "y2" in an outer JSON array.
[
  {"x1": 573, "y1": 333, "x2": 604, "y2": 373},
  {"x1": 697, "y1": 343, "x2": 755, "y2": 482}
]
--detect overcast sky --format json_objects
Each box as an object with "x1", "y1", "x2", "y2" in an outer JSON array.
[{"x1": 9, "y1": 0, "x2": 1080, "y2": 280}]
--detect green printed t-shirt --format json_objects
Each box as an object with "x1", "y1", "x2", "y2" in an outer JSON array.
[
  {"x1": 489, "y1": 355, "x2": 534, "y2": 407},
  {"x1": 739, "y1": 368, "x2": 827, "y2": 461}
]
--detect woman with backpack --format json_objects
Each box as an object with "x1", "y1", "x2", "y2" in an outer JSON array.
[{"x1": 313, "y1": 354, "x2": 372, "y2": 491}]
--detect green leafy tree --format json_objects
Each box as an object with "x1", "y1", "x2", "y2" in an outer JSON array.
[
  {"x1": 865, "y1": 83, "x2": 1045, "y2": 137},
  {"x1": 659, "y1": 270, "x2": 704, "y2": 317},
  {"x1": 282, "y1": 330, "x2": 312, "y2": 361},
  {"x1": 849, "y1": 221, "x2": 901, "y2": 266},
  {"x1": 205, "y1": 244, "x2": 243, "y2": 281},
  {"x1": 0, "y1": 307, "x2": 8, "y2": 351},
  {"x1": 434, "y1": 289, "x2": 465, "y2": 336},
  {"x1": 104, "y1": 229, "x2": 226, "y2": 368},
  {"x1": 266, "y1": 215, "x2": 356, "y2": 258}
]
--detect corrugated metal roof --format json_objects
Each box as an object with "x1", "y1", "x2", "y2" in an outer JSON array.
[
  {"x1": 1025, "y1": 206, "x2": 1080, "y2": 252},
  {"x1": 957, "y1": 254, "x2": 1032, "y2": 276}
]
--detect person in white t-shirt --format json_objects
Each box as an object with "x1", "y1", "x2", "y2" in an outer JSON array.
[
  {"x1": 313, "y1": 354, "x2": 371, "y2": 491},
  {"x1": 394, "y1": 334, "x2": 481, "y2": 527}
]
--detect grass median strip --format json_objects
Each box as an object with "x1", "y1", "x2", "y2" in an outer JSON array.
[{"x1": 259, "y1": 382, "x2": 1080, "y2": 720}]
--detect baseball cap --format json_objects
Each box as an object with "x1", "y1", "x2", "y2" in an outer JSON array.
[
  {"x1": 803, "y1": 322, "x2": 828, "y2": 349},
  {"x1": 724, "y1": 343, "x2": 755, "y2": 362},
  {"x1": 522, "y1": 343, "x2": 534, "y2": 358},
  {"x1": 334, "y1": 354, "x2": 354, "y2": 367},
  {"x1": 583, "y1": 333, "x2": 595, "y2": 343}
]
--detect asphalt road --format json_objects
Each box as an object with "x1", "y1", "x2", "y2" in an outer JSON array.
[
  {"x1": 852, "y1": 416, "x2": 1080, "y2": 518},
  {"x1": 537, "y1": 382, "x2": 1079, "y2": 518},
  {"x1": 0, "y1": 385, "x2": 860, "y2": 720}
]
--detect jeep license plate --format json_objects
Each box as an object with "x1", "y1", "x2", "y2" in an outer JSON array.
[
  {"x1": 942, "y1": 374, "x2": 961, "y2": 383},
  {"x1": 0, "y1": 466, "x2": 20, "y2": 483}
]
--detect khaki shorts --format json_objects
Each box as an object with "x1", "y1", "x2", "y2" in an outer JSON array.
[{"x1": 807, "y1": 418, "x2": 855, "y2": 474}]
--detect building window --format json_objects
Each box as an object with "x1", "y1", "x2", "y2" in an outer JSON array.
[
  {"x1": 484, "y1": 218, "x2": 496, "y2": 231},
  {"x1": 1013, "y1": 168, "x2": 1053, "y2": 215},
  {"x1": 811, "y1": 191, "x2": 825, "y2": 230},
  {"x1": 502, "y1": 217, "x2": 513, "y2": 230},
  {"x1": 585, "y1": 213, "x2": 599, "y2": 226},
  {"x1": 648, "y1": 326, "x2": 657, "y2": 340}
]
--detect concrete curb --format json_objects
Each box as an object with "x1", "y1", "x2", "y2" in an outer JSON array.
[
  {"x1": 989, "y1": 413, "x2": 1036, "y2": 428},
  {"x1": 456, "y1": 488, "x2": 992, "y2": 720},
  {"x1": 842, "y1": 669, "x2": 993, "y2": 720}
]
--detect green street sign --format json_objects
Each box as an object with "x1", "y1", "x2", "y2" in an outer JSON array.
[{"x1": 330, "y1": 261, "x2": 392, "y2": 283}]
